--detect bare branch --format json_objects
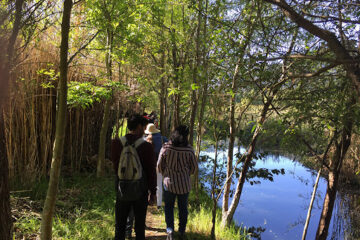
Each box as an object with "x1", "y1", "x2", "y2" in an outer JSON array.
[
  {"x1": 288, "y1": 63, "x2": 340, "y2": 79},
  {"x1": 68, "y1": 31, "x2": 100, "y2": 65}
]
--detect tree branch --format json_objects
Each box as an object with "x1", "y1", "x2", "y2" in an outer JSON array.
[
  {"x1": 68, "y1": 31, "x2": 100, "y2": 65},
  {"x1": 263, "y1": 0, "x2": 352, "y2": 60},
  {"x1": 288, "y1": 63, "x2": 340, "y2": 79}
]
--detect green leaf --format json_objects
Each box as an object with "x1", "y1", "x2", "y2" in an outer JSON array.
[
  {"x1": 251, "y1": 124, "x2": 257, "y2": 133},
  {"x1": 191, "y1": 83, "x2": 199, "y2": 90}
]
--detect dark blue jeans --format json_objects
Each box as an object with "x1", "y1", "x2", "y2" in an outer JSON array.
[{"x1": 164, "y1": 190, "x2": 189, "y2": 234}]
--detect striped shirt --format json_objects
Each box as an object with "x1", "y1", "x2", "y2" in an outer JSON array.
[{"x1": 157, "y1": 143, "x2": 197, "y2": 194}]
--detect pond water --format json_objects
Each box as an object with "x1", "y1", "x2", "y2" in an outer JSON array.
[{"x1": 201, "y1": 148, "x2": 359, "y2": 240}]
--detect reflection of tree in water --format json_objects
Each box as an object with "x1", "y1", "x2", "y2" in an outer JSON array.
[
  {"x1": 287, "y1": 170, "x2": 325, "y2": 234},
  {"x1": 247, "y1": 226, "x2": 266, "y2": 240},
  {"x1": 329, "y1": 190, "x2": 360, "y2": 240}
]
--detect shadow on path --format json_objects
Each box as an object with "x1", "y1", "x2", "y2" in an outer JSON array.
[
  {"x1": 145, "y1": 232, "x2": 211, "y2": 240},
  {"x1": 146, "y1": 226, "x2": 167, "y2": 233}
]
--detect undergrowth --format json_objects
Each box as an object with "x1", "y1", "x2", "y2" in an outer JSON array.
[{"x1": 11, "y1": 174, "x2": 250, "y2": 239}]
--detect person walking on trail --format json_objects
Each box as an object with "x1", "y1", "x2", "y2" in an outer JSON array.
[
  {"x1": 157, "y1": 125, "x2": 198, "y2": 240},
  {"x1": 144, "y1": 123, "x2": 168, "y2": 209},
  {"x1": 111, "y1": 114, "x2": 157, "y2": 240},
  {"x1": 125, "y1": 123, "x2": 168, "y2": 237}
]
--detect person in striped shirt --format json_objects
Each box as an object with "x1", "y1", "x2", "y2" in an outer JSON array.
[{"x1": 157, "y1": 125, "x2": 198, "y2": 240}]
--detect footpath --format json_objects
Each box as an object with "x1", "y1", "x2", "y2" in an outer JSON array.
[{"x1": 143, "y1": 206, "x2": 168, "y2": 239}]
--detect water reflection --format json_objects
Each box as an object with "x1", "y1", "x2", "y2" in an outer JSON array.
[{"x1": 200, "y1": 150, "x2": 360, "y2": 240}]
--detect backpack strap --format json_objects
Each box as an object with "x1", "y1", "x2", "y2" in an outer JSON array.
[
  {"x1": 134, "y1": 137, "x2": 145, "y2": 148},
  {"x1": 119, "y1": 136, "x2": 127, "y2": 147},
  {"x1": 120, "y1": 136, "x2": 144, "y2": 148}
]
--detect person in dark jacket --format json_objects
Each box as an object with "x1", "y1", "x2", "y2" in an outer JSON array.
[
  {"x1": 157, "y1": 125, "x2": 198, "y2": 240},
  {"x1": 111, "y1": 114, "x2": 157, "y2": 240}
]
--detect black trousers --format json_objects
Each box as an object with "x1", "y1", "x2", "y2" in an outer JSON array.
[{"x1": 115, "y1": 193, "x2": 148, "y2": 240}]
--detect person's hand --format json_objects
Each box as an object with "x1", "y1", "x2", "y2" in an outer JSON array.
[{"x1": 148, "y1": 193, "x2": 156, "y2": 205}]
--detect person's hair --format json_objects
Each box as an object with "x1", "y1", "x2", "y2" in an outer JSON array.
[
  {"x1": 127, "y1": 114, "x2": 148, "y2": 131},
  {"x1": 170, "y1": 125, "x2": 189, "y2": 147}
]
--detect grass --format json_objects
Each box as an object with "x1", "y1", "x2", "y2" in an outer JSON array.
[
  {"x1": 11, "y1": 174, "x2": 250, "y2": 239},
  {"x1": 12, "y1": 175, "x2": 116, "y2": 240},
  {"x1": 187, "y1": 189, "x2": 251, "y2": 240}
]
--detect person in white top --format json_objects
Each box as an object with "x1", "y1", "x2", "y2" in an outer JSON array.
[{"x1": 144, "y1": 123, "x2": 168, "y2": 208}]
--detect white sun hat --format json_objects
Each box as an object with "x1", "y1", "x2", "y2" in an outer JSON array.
[{"x1": 145, "y1": 123, "x2": 160, "y2": 134}]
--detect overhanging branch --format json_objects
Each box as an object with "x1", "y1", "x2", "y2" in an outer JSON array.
[{"x1": 288, "y1": 63, "x2": 340, "y2": 79}]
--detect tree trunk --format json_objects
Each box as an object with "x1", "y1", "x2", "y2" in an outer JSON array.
[
  {"x1": 222, "y1": 59, "x2": 240, "y2": 222},
  {"x1": 221, "y1": 17, "x2": 255, "y2": 223},
  {"x1": 97, "y1": 28, "x2": 113, "y2": 178},
  {"x1": 302, "y1": 168, "x2": 322, "y2": 240},
  {"x1": 7, "y1": 0, "x2": 25, "y2": 67},
  {"x1": 170, "y1": 26, "x2": 180, "y2": 130},
  {"x1": 193, "y1": 0, "x2": 208, "y2": 191},
  {"x1": 211, "y1": 132, "x2": 219, "y2": 239},
  {"x1": 222, "y1": 90, "x2": 275, "y2": 227},
  {"x1": 188, "y1": 0, "x2": 203, "y2": 147},
  {"x1": 316, "y1": 113, "x2": 353, "y2": 240},
  {"x1": 316, "y1": 169, "x2": 340, "y2": 240},
  {"x1": 0, "y1": 0, "x2": 24, "y2": 238},
  {"x1": 40, "y1": 0, "x2": 72, "y2": 239},
  {"x1": 189, "y1": 85, "x2": 198, "y2": 146},
  {"x1": 159, "y1": 50, "x2": 167, "y2": 135},
  {"x1": 0, "y1": 112, "x2": 11, "y2": 240},
  {"x1": 0, "y1": 70, "x2": 11, "y2": 240}
]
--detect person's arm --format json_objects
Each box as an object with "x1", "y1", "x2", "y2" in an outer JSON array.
[
  {"x1": 188, "y1": 148, "x2": 197, "y2": 175},
  {"x1": 139, "y1": 142, "x2": 157, "y2": 195},
  {"x1": 157, "y1": 146, "x2": 167, "y2": 174},
  {"x1": 110, "y1": 138, "x2": 122, "y2": 173}
]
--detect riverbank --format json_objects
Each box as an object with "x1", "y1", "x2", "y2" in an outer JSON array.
[{"x1": 11, "y1": 174, "x2": 250, "y2": 239}]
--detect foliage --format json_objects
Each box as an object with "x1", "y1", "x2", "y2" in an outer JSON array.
[
  {"x1": 67, "y1": 81, "x2": 127, "y2": 109},
  {"x1": 234, "y1": 152, "x2": 285, "y2": 185}
]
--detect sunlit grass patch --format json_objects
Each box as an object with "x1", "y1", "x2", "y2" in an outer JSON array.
[
  {"x1": 187, "y1": 190, "x2": 251, "y2": 240},
  {"x1": 12, "y1": 174, "x2": 116, "y2": 240}
]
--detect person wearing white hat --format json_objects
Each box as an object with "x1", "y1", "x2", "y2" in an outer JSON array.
[{"x1": 145, "y1": 123, "x2": 168, "y2": 208}]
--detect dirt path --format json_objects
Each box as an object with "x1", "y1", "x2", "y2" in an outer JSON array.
[{"x1": 144, "y1": 206, "x2": 168, "y2": 239}]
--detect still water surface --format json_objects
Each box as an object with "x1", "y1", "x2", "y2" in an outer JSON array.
[{"x1": 202, "y1": 149, "x2": 358, "y2": 240}]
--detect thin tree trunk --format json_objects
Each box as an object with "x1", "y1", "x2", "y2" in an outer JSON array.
[
  {"x1": 222, "y1": 94, "x2": 273, "y2": 227},
  {"x1": 193, "y1": 83, "x2": 208, "y2": 192},
  {"x1": 188, "y1": 0, "x2": 203, "y2": 147},
  {"x1": 97, "y1": 99, "x2": 111, "y2": 177},
  {"x1": 193, "y1": 0, "x2": 208, "y2": 192},
  {"x1": 159, "y1": 50, "x2": 167, "y2": 135},
  {"x1": 189, "y1": 84, "x2": 198, "y2": 146},
  {"x1": 170, "y1": 23, "x2": 180, "y2": 129},
  {"x1": 302, "y1": 168, "x2": 321, "y2": 240},
  {"x1": 222, "y1": 58, "x2": 240, "y2": 221},
  {"x1": 211, "y1": 132, "x2": 219, "y2": 240},
  {"x1": 221, "y1": 19, "x2": 255, "y2": 223},
  {"x1": 40, "y1": 0, "x2": 72, "y2": 239},
  {"x1": 97, "y1": 28, "x2": 113, "y2": 178}
]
